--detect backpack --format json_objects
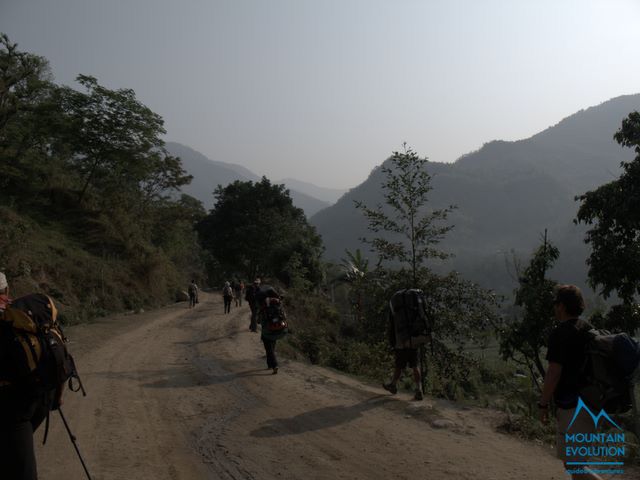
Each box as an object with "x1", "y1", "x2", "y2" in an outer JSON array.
[
  {"x1": 389, "y1": 289, "x2": 433, "y2": 349},
  {"x1": 223, "y1": 286, "x2": 233, "y2": 296},
  {"x1": 264, "y1": 298, "x2": 288, "y2": 333},
  {"x1": 578, "y1": 329, "x2": 640, "y2": 413},
  {"x1": 0, "y1": 294, "x2": 75, "y2": 407}
]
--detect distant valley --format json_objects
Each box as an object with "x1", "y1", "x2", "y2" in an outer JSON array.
[
  {"x1": 167, "y1": 142, "x2": 346, "y2": 217},
  {"x1": 310, "y1": 94, "x2": 640, "y2": 295},
  {"x1": 168, "y1": 94, "x2": 640, "y2": 296}
]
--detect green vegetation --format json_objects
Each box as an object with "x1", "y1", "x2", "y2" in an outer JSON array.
[
  {"x1": 283, "y1": 147, "x2": 499, "y2": 401},
  {"x1": 499, "y1": 234, "x2": 559, "y2": 386},
  {"x1": 355, "y1": 145, "x2": 456, "y2": 283},
  {"x1": 577, "y1": 111, "x2": 640, "y2": 333},
  {"x1": 0, "y1": 34, "x2": 205, "y2": 322},
  {"x1": 196, "y1": 177, "x2": 323, "y2": 286}
]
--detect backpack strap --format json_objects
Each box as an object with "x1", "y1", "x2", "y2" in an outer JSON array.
[
  {"x1": 17, "y1": 332, "x2": 41, "y2": 372},
  {"x1": 3, "y1": 307, "x2": 38, "y2": 334}
]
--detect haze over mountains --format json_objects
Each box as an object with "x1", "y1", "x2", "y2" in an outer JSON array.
[
  {"x1": 310, "y1": 94, "x2": 640, "y2": 293},
  {"x1": 169, "y1": 94, "x2": 640, "y2": 294},
  {"x1": 166, "y1": 142, "x2": 346, "y2": 217}
]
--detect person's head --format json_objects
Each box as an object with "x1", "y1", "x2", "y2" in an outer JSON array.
[
  {"x1": 191, "y1": 279, "x2": 195, "y2": 283},
  {"x1": 0, "y1": 272, "x2": 7, "y2": 296},
  {"x1": 224, "y1": 281, "x2": 230, "y2": 287},
  {"x1": 254, "y1": 278, "x2": 261, "y2": 286},
  {"x1": 553, "y1": 284, "x2": 585, "y2": 319}
]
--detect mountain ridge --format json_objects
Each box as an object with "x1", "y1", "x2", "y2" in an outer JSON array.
[
  {"x1": 310, "y1": 94, "x2": 640, "y2": 293},
  {"x1": 166, "y1": 142, "x2": 332, "y2": 217}
]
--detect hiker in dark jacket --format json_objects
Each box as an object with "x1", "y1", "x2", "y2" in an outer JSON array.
[
  {"x1": 0, "y1": 272, "x2": 63, "y2": 480},
  {"x1": 539, "y1": 284, "x2": 602, "y2": 480},
  {"x1": 245, "y1": 278, "x2": 261, "y2": 332},
  {"x1": 256, "y1": 284, "x2": 287, "y2": 374}
]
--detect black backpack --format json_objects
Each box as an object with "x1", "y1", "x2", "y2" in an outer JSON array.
[
  {"x1": 389, "y1": 289, "x2": 433, "y2": 349},
  {"x1": 264, "y1": 298, "x2": 288, "y2": 333},
  {"x1": 579, "y1": 329, "x2": 640, "y2": 413},
  {"x1": 1, "y1": 294, "x2": 75, "y2": 407}
]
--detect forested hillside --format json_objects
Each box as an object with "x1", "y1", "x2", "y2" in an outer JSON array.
[
  {"x1": 0, "y1": 35, "x2": 206, "y2": 322},
  {"x1": 311, "y1": 94, "x2": 640, "y2": 293}
]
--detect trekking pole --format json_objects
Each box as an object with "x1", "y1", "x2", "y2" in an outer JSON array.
[{"x1": 59, "y1": 408, "x2": 93, "y2": 480}]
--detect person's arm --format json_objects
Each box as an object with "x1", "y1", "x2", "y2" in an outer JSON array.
[{"x1": 539, "y1": 361, "x2": 562, "y2": 422}]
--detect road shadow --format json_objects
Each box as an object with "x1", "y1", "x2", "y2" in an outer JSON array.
[
  {"x1": 173, "y1": 333, "x2": 238, "y2": 346},
  {"x1": 141, "y1": 366, "x2": 274, "y2": 388},
  {"x1": 91, "y1": 365, "x2": 273, "y2": 389},
  {"x1": 250, "y1": 395, "x2": 391, "y2": 437}
]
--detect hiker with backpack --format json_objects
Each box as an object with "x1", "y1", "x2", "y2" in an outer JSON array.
[
  {"x1": 382, "y1": 289, "x2": 432, "y2": 401},
  {"x1": 0, "y1": 272, "x2": 78, "y2": 479},
  {"x1": 256, "y1": 284, "x2": 288, "y2": 374},
  {"x1": 222, "y1": 281, "x2": 234, "y2": 314},
  {"x1": 245, "y1": 278, "x2": 261, "y2": 332},
  {"x1": 188, "y1": 279, "x2": 199, "y2": 308},
  {"x1": 539, "y1": 285, "x2": 603, "y2": 480}
]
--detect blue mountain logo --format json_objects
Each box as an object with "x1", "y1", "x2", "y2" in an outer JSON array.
[{"x1": 568, "y1": 397, "x2": 622, "y2": 431}]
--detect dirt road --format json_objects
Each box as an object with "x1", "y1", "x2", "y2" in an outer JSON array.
[{"x1": 35, "y1": 294, "x2": 578, "y2": 479}]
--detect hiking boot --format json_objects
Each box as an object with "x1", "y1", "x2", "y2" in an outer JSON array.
[
  {"x1": 272, "y1": 367, "x2": 278, "y2": 375},
  {"x1": 414, "y1": 389, "x2": 424, "y2": 401},
  {"x1": 382, "y1": 383, "x2": 397, "y2": 395}
]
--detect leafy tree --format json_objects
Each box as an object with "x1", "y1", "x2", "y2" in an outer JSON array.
[
  {"x1": 576, "y1": 111, "x2": 640, "y2": 333},
  {"x1": 0, "y1": 33, "x2": 51, "y2": 132},
  {"x1": 354, "y1": 146, "x2": 498, "y2": 398},
  {"x1": 576, "y1": 111, "x2": 640, "y2": 303},
  {"x1": 0, "y1": 34, "x2": 61, "y2": 197},
  {"x1": 355, "y1": 145, "x2": 455, "y2": 284},
  {"x1": 56, "y1": 75, "x2": 191, "y2": 204},
  {"x1": 499, "y1": 235, "x2": 559, "y2": 388},
  {"x1": 197, "y1": 177, "x2": 323, "y2": 287}
]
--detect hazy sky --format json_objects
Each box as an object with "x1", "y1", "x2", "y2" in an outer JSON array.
[{"x1": 2, "y1": 0, "x2": 640, "y2": 188}]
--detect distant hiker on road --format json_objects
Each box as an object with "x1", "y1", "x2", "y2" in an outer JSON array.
[
  {"x1": 245, "y1": 278, "x2": 261, "y2": 332},
  {"x1": 539, "y1": 284, "x2": 602, "y2": 480},
  {"x1": 256, "y1": 284, "x2": 288, "y2": 374},
  {"x1": 233, "y1": 280, "x2": 244, "y2": 307},
  {"x1": 0, "y1": 272, "x2": 76, "y2": 480},
  {"x1": 222, "y1": 281, "x2": 233, "y2": 314},
  {"x1": 188, "y1": 280, "x2": 199, "y2": 308},
  {"x1": 382, "y1": 289, "x2": 432, "y2": 401}
]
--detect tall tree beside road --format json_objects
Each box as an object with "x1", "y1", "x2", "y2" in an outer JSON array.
[
  {"x1": 57, "y1": 75, "x2": 191, "y2": 205},
  {"x1": 354, "y1": 146, "x2": 498, "y2": 398},
  {"x1": 197, "y1": 177, "x2": 323, "y2": 287},
  {"x1": 355, "y1": 145, "x2": 455, "y2": 284},
  {"x1": 576, "y1": 111, "x2": 640, "y2": 333}
]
